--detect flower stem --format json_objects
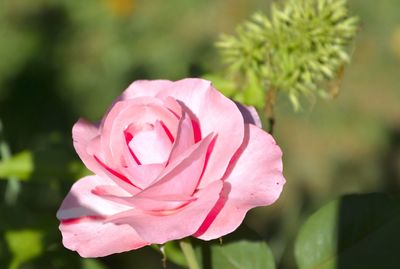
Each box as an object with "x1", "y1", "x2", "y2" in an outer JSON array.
[
  {"x1": 265, "y1": 87, "x2": 277, "y2": 135},
  {"x1": 179, "y1": 238, "x2": 200, "y2": 269}
]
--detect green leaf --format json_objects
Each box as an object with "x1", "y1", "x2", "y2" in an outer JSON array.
[
  {"x1": 295, "y1": 193, "x2": 400, "y2": 269},
  {"x1": 0, "y1": 151, "x2": 33, "y2": 180},
  {"x1": 211, "y1": 240, "x2": 276, "y2": 269},
  {"x1": 5, "y1": 230, "x2": 43, "y2": 269}
]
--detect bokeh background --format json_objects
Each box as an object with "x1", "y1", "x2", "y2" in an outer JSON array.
[{"x1": 0, "y1": 0, "x2": 399, "y2": 268}]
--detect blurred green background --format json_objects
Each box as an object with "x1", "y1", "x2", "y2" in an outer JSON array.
[{"x1": 0, "y1": 0, "x2": 399, "y2": 268}]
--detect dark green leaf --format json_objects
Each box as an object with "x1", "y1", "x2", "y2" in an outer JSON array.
[
  {"x1": 295, "y1": 193, "x2": 400, "y2": 269},
  {"x1": 211, "y1": 240, "x2": 276, "y2": 269}
]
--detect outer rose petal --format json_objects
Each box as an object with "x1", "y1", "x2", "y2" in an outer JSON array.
[
  {"x1": 57, "y1": 175, "x2": 131, "y2": 221},
  {"x1": 194, "y1": 124, "x2": 285, "y2": 240},
  {"x1": 60, "y1": 219, "x2": 148, "y2": 258},
  {"x1": 121, "y1": 80, "x2": 175, "y2": 100},
  {"x1": 57, "y1": 175, "x2": 148, "y2": 257},
  {"x1": 108, "y1": 180, "x2": 223, "y2": 244},
  {"x1": 235, "y1": 102, "x2": 262, "y2": 128},
  {"x1": 72, "y1": 119, "x2": 102, "y2": 177},
  {"x1": 122, "y1": 78, "x2": 244, "y2": 188}
]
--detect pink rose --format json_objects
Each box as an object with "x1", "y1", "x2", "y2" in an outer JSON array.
[{"x1": 57, "y1": 78, "x2": 285, "y2": 257}]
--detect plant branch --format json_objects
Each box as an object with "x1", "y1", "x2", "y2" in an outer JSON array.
[{"x1": 265, "y1": 87, "x2": 277, "y2": 135}]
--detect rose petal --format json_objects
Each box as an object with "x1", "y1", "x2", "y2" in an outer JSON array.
[
  {"x1": 57, "y1": 175, "x2": 148, "y2": 257},
  {"x1": 194, "y1": 124, "x2": 285, "y2": 240},
  {"x1": 157, "y1": 79, "x2": 245, "y2": 188},
  {"x1": 121, "y1": 80, "x2": 175, "y2": 100},
  {"x1": 89, "y1": 137, "x2": 142, "y2": 194},
  {"x1": 122, "y1": 163, "x2": 164, "y2": 190},
  {"x1": 72, "y1": 119, "x2": 102, "y2": 177},
  {"x1": 235, "y1": 102, "x2": 262, "y2": 128},
  {"x1": 108, "y1": 180, "x2": 223, "y2": 244},
  {"x1": 129, "y1": 121, "x2": 172, "y2": 165},
  {"x1": 168, "y1": 111, "x2": 195, "y2": 161},
  {"x1": 94, "y1": 190, "x2": 196, "y2": 212},
  {"x1": 139, "y1": 133, "x2": 214, "y2": 198},
  {"x1": 59, "y1": 219, "x2": 148, "y2": 258},
  {"x1": 120, "y1": 127, "x2": 165, "y2": 189},
  {"x1": 73, "y1": 120, "x2": 141, "y2": 194},
  {"x1": 57, "y1": 175, "x2": 132, "y2": 220}
]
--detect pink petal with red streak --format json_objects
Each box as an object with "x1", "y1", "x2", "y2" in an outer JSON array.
[{"x1": 194, "y1": 124, "x2": 285, "y2": 240}]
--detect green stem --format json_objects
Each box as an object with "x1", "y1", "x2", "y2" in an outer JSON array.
[
  {"x1": 264, "y1": 87, "x2": 277, "y2": 135},
  {"x1": 179, "y1": 238, "x2": 200, "y2": 269}
]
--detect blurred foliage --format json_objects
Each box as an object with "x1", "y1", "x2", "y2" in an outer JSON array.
[
  {"x1": 81, "y1": 259, "x2": 107, "y2": 269},
  {"x1": 0, "y1": 0, "x2": 399, "y2": 268},
  {"x1": 0, "y1": 151, "x2": 33, "y2": 180},
  {"x1": 216, "y1": 0, "x2": 358, "y2": 110},
  {"x1": 5, "y1": 230, "x2": 43, "y2": 269},
  {"x1": 295, "y1": 193, "x2": 400, "y2": 269}
]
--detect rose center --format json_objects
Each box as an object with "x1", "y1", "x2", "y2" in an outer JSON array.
[{"x1": 128, "y1": 121, "x2": 172, "y2": 165}]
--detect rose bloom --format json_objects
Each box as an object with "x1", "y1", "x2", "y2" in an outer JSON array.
[{"x1": 57, "y1": 78, "x2": 285, "y2": 257}]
